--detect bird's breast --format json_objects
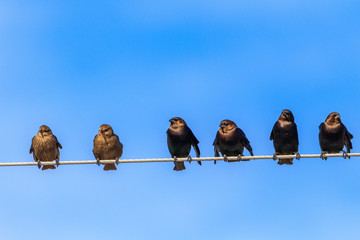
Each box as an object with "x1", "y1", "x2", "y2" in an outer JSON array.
[{"x1": 278, "y1": 120, "x2": 292, "y2": 128}]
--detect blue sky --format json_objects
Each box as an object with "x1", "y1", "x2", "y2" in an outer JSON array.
[{"x1": 1, "y1": 0, "x2": 360, "y2": 239}]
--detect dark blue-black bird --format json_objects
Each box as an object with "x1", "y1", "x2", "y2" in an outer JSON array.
[
  {"x1": 213, "y1": 120, "x2": 254, "y2": 164},
  {"x1": 319, "y1": 112, "x2": 353, "y2": 160},
  {"x1": 270, "y1": 109, "x2": 300, "y2": 165},
  {"x1": 167, "y1": 117, "x2": 200, "y2": 171}
]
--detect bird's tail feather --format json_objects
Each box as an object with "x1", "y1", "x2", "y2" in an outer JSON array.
[
  {"x1": 104, "y1": 164, "x2": 117, "y2": 171},
  {"x1": 245, "y1": 144, "x2": 253, "y2": 156},
  {"x1": 228, "y1": 159, "x2": 239, "y2": 162},
  {"x1": 173, "y1": 162, "x2": 185, "y2": 171},
  {"x1": 278, "y1": 159, "x2": 293, "y2": 165},
  {"x1": 42, "y1": 165, "x2": 56, "y2": 170}
]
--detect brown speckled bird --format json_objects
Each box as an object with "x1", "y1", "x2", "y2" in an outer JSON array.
[
  {"x1": 167, "y1": 117, "x2": 201, "y2": 171},
  {"x1": 270, "y1": 109, "x2": 300, "y2": 165},
  {"x1": 213, "y1": 120, "x2": 254, "y2": 164},
  {"x1": 93, "y1": 124, "x2": 123, "y2": 171},
  {"x1": 319, "y1": 112, "x2": 353, "y2": 160},
  {"x1": 29, "y1": 125, "x2": 62, "y2": 170}
]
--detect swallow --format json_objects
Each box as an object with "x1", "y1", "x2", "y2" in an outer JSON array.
[
  {"x1": 29, "y1": 125, "x2": 62, "y2": 170},
  {"x1": 93, "y1": 124, "x2": 123, "y2": 171},
  {"x1": 319, "y1": 112, "x2": 353, "y2": 160},
  {"x1": 213, "y1": 120, "x2": 254, "y2": 164},
  {"x1": 167, "y1": 117, "x2": 201, "y2": 171},
  {"x1": 270, "y1": 109, "x2": 300, "y2": 165}
]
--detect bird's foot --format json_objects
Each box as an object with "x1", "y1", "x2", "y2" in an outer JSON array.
[
  {"x1": 272, "y1": 153, "x2": 278, "y2": 161},
  {"x1": 341, "y1": 150, "x2": 350, "y2": 159},
  {"x1": 295, "y1": 152, "x2": 301, "y2": 160},
  {"x1": 320, "y1": 152, "x2": 328, "y2": 160},
  {"x1": 187, "y1": 156, "x2": 192, "y2": 164},
  {"x1": 96, "y1": 158, "x2": 101, "y2": 166},
  {"x1": 37, "y1": 160, "x2": 42, "y2": 169},
  {"x1": 223, "y1": 154, "x2": 229, "y2": 162},
  {"x1": 237, "y1": 154, "x2": 243, "y2": 161},
  {"x1": 56, "y1": 159, "x2": 60, "y2": 167},
  {"x1": 173, "y1": 156, "x2": 178, "y2": 164},
  {"x1": 115, "y1": 158, "x2": 120, "y2": 165}
]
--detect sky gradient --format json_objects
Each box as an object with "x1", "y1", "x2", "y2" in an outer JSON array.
[{"x1": 1, "y1": 0, "x2": 360, "y2": 239}]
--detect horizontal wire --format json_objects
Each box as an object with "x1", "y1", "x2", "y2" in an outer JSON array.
[{"x1": 0, "y1": 153, "x2": 358, "y2": 167}]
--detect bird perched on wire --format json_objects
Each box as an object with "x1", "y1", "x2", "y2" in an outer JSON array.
[
  {"x1": 213, "y1": 120, "x2": 254, "y2": 164},
  {"x1": 167, "y1": 117, "x2": 201, "y2": 171},
  {"x1": 93, "y1": 124, "x2": 123, "y2": 171},
  {"x1": 29, "y1": 125, "x2": 62, "y2": 170},
  {"x1": 319, "y1": 112, "x2": 353, "y2": 160},
  {"x1": 270, "y1": 109, "x2": 300, "y2": 165}
]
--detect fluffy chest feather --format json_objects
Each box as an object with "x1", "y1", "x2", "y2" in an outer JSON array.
[
  {"x1": 34, "y1": 136, "x2": 57, "y2": 149},
  {"x1": 167, "y1": 127, "x2": 189, "y2": 142},
  {"x1": 323, "y1": 122, "x2": 343, "y2": 135},
  {"x1": 218, "y1": 129, "x2": 239, "y2": 143},
  {"x1": 278, "y1": 120, "x2": 291, "y2": 128}
]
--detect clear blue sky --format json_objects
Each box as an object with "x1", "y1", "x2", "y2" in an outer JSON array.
[{"x1": 1, "y1": 0, "x2": 360, "y2": 239}]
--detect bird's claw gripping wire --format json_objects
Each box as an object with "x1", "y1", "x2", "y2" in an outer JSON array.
[
  {"x1": 272, "y1": 153, "x2": 278, "y2": 161},
  {"x1": 341, "y1": 150, "x2": 350, "y2": 159},
  {"x1": 115, "y1": 158, "x2": 120, "y2": 165},
  {"x1": 37, "y1": 160, "x2": 42, "y2": 169},
  {"x1": 188, "y1": 155, "x2": 202, "y2": 166},
  {"x1": 320, "y1": 152, "x2": 327, "y2": 160},
  {"x1": 96, "y1": 158, "x2": 101, "y2": 166},
  {"x1": 237, "y1": 154, "x2": 242, "y2": 161},
  {"x1": 223, "y1": 154, "x2": 229, "y2": 162},
  {"x1": 295, "y1": 152, "x2": 301, "y2": 160},
  {"x1": 56, "y1": 159, "x2": 60, "y2": 167}
]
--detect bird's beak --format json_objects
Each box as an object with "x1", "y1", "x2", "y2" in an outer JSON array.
[
  {"x1": 220, "y1": 124, "x2": 226, "y2": 133},
  {"x1": 335, "y1": 114, "x2": 341, "y2": 119},
  {"x1": 169, "y1": 119, "x2": 175, "y2": 124},
  {"x1": 100, "y1": 130, "x2": 108, "y2": 143},
  {"x1": 39, "y1": 130, "x2": 44, "y2": 137}
]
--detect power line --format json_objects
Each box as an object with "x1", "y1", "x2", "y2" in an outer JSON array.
[{"x1": 0, "y1": 153, "x2": 358, "y2": 167}]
